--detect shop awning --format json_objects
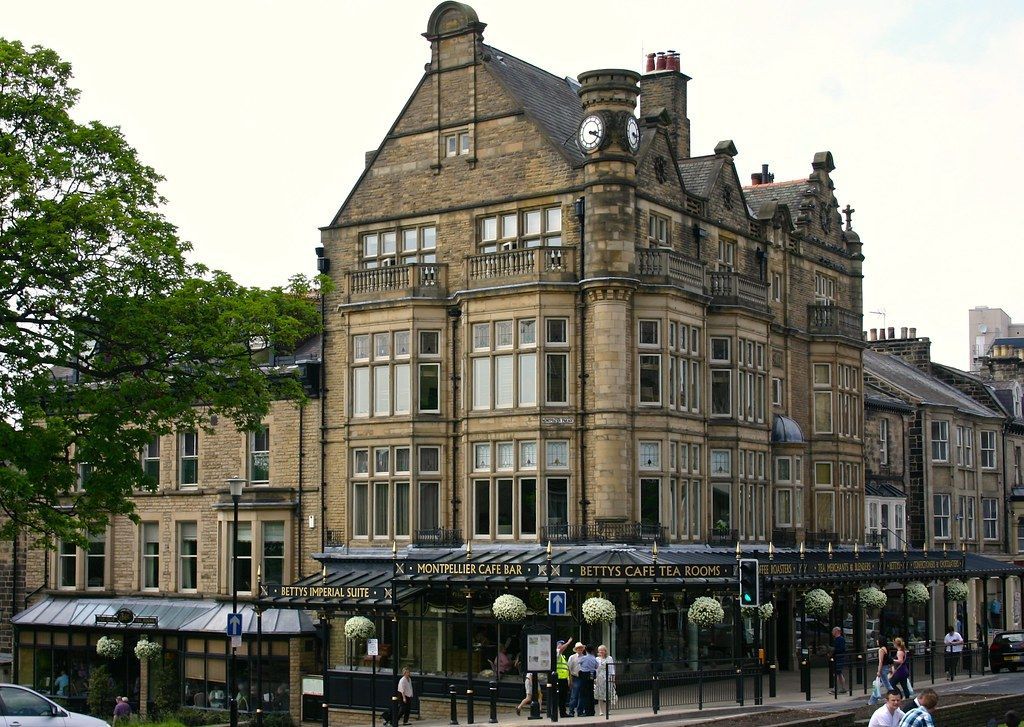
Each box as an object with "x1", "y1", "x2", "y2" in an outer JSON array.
[
  {"x1": 259, "y1": 560, "x2": 409, "y2": 610},
  {"x1": 12, "y1": 596, "x2": 316, "y2": 635}
]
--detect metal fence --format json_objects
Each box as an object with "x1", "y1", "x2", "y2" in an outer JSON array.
[{"x1": 605, "y1": 658, "x2": 764, "y2": 717}]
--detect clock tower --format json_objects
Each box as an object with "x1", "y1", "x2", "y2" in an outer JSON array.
[{"x1": 576, "y1": 69, "x2": 641, "y2": 523}]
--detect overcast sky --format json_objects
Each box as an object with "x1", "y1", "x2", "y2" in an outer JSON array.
[{"x1": 5, "y1": 0, "x2": 1023, "y2": 369}]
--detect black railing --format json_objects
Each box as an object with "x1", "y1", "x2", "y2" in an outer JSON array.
[
  {"x1": 413, "y1": 528, "x2": 463, "y2": 547},
  {"x1": 706, "y1": 529, "x2": 738, "y2": 546},
  {"x1": 542, "y1": 522, "x2": 667, "y2": 544},
  {"x1": 771, "y1": 528, "x2": 797, "y2": 547},
  {"x1": 325, "y1": 528, "x2": 345, "y2": 548},
  {"x1": 804, "y1": 531, "x2": 838, "y2": 548},
  {"x1": 610, "y1": 658, "x2": 763, "y2": 715}
]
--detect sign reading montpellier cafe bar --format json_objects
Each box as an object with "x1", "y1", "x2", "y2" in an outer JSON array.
[{"x1": 396, "y1": 560, "x2": 732, "y2": 580}]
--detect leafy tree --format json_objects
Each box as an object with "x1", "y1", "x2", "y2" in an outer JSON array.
[
  {"x1": 0, "y1": 38, "x2": 321, "y2": 545},
  {"x1": 87, "y1": 664, "x2": 117, "y2": 717}
]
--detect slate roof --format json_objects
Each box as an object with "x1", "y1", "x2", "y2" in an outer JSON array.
[
  {"x1": 742, "y1": 179, "x2": 811, "y2": 216},
  {"x1": 864, "y1": 384, "x2": 914, "y2": 412},
  {"x1": 992, "y1": 337, "x2": 1024, "y2": 349},
  {"x1": 863, "y1": 350, "x2": 999, "y2": 418},
  {"x1": 677, "y1": 155, "x2": 722, "y2": 198},
  {"x1": 482, "y1": 45, "x2": 585, "y2": 165},
  {"x1": 865, "y1": 481, "x2": 906, "y2": 499}
]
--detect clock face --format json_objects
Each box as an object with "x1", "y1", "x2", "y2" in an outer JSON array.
[
  {"x1": 625, "y1": 116, "x2": 640, "y2": 153},
  {"x1": 578, "y1": 114, "x2": 605, "y2": 152}
]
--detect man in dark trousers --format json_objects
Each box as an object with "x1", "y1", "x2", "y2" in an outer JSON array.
[{"x1": 577, "y1": 644, "x2": 599, "y2": 717}]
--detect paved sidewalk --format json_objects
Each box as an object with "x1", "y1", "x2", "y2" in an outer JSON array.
[{"x1": 406, "y1": 670, "x2": 1015, "y2": 726}]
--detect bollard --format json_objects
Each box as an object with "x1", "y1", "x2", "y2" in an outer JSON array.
[
  {"x1": 829, "y1": 657, "x2": 837, "y2": 700},
  {"x1": 769, "y1": 662, "x2": 777, "y2": 698},
  {"x1": 391, "y1": 695, "x2": 400, "y2": 727},
  {"x1": 547, "y1": 672, "x2": 558, "y2": 722},
  {"x1": 488, "y1": 681, "x2": 497, "y2": 724},
  {"x1": 754, "y1": 667, "x2": 763, "y2": 706},
  {"x1": 466, "y1": 686, "x2": 475, "y2": 725},
  {"x1": 735, "y1": 667, "x2": 744, "y2": 706},
  {"x1": 449, "y1": 684, "x2": 459, "y2": 726},
  {"x1": 528, "y1": 674, "x2": 541, "y2": 720},
  {"x1": 652, "y1": 674, "x2": 660, "y2": 714},
  {"x1": 800, "y1": 657, "x2": 810, "y2": 701}
]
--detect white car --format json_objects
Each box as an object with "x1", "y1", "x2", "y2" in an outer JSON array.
[{"x1": 0, "y1": 685, "x2": 109, "y2": 727}]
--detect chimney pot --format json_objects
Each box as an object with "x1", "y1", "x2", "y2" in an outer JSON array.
[
  {"x1": 655, "y1": 51, "x2": 666, "y2": 71},
  {"x1": 645, "y1": 53, "x2": 656, "y2": 73},
  {"x1": 900, "y1": 326, "x2": 908, "y2": 339},
  {"x1": 669, "y1": 51, "x2": 680, "y2": 72},
  {"x1": 879, "y1": 329, "x2": 887, "y2": 340},
  {"x1": 887, "y1": 326, "x2": 895, "y2": 339},
  {"x1": 909, "y1": 327, "x2": 917, "y2": 338},
  {"x1": 870, "y1": 328, "x2": 877, "y2": 341},
  {"x1": 751, "y1": 173, "x2": 763, "y2": 185}
]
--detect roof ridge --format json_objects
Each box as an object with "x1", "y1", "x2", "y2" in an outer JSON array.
[
  {"x1": 483, "y1": 44, "x2": 573, "y2": 86},
  {"x1": 742, "y1": 178, "x2": 807, "y2": 190}
]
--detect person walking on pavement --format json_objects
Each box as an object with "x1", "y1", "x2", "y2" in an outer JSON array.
[
  {"x1": 943, "y1": 625, "x2": 963, "y2": 679},
  {"x1": 555, "y1": 639, "x2": 572, "y2": 718},
  {"x1": 396, "y1": 667, "x2": 413, "y2": 725},
  {"x1": 890, "y1": 638, "x2": 913, "y2": 700},
  {"x1": 594, "y1": 645, "x2": 616, "y2": 716},
  {"x1": 112, "y1": 697, "x2": 131, "y2": 726},
  {"x1": 577, "y1": 644, "x2": 599, "y2": 717},
  {"x1": 566, "y1": 641, "x2": 585, "y2": 717},
  {"x1": 868, "y1": 690, "x2": 905, "y2": 727},
  {"x1": 869, "y1": 636, "x2": 894, "y2": 705},
  {"x1": 830, "y1": 626, "x2": 847, "y2": 695}
]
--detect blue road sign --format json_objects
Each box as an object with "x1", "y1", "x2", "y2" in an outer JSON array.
[
  {"x1": 226, "y1": 612, "x2": 243, "y2": 637},
  {"x1": 548, "y1": 591, "x2": 567, "y2": 616}
]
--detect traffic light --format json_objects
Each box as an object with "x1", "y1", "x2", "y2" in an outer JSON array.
[{"x1": 739, "y1": 558, "x2": 760, "y2": 607}]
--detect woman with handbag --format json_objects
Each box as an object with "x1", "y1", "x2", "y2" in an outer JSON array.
[
  {"x1": 889, "y1": 637, "x2": 913, "y2": 699},
  {"x1": 868, "y1": 636, "x2": 894, "y2": 705}
]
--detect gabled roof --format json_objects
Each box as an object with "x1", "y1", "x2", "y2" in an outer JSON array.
[
  {"x1": 863, "y1": 350, "x2": 999, "y2": 418},
  {"x1": 482, "y1": 45, "x2": 585, "y2": 165},
  {"x1": 742, "y1": 179, "x2": 811, "y2": 217},
  {"x1": 677, "y1": 155, "x2": 724, "y2": 198},
  {"x1": 864, "y1": 384, "x2": 914, "y2": 413}
]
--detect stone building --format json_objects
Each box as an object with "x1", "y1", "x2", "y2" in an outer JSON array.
[
  {"x1": 11, "y1": 346, "x2": 324, "y2": 718},
  {"x1": 968, "y1": 306, "x2": 1024, "y2": 371}
]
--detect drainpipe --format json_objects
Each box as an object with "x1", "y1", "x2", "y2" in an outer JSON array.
[
  {"x1": 449, "y1": 304, "x2": 463, "y2": 535},
  {"x1": 24, "y1": 541, "x2": 47, "y2": 611},
  {"x1": 320, "y1": 294, "x2": 328, "y2": 554},
  {"x1": 574, "y1": 197, "x2": 588, "y2": 530},
  {"x1": 298, "y1": 402, "x2": 304, "y2": 578},
  {"x1": 11, "y1": 530, "x2": 18, "y2": 619}
]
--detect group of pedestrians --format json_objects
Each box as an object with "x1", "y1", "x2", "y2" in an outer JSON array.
[
  {"x1": 520, "y1": 639, "x2": 615, "y2": 718},
  {"x1": 868, "y1": 688, "x2": 941, "y2": 727},
  {"x1": 866, "y1": 634, "x2": 915, "y2": 705}
]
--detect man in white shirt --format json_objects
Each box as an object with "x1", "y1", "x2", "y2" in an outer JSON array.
[
  {"x1": 868, "y1": 690, "x2": 905, "y2": 727},
  {"x1": 397, "y1": 668, "x2": 414, "y2": 725},
  {"x1": 943, "y1": 625, "x2": 964, "y2": 678}
]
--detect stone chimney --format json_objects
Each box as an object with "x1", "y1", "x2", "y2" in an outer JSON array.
[
  {"x1": 638, "y1": 49, "x2": 691, "y2": 159},
  {"x1": 424, "y1": 2, "x2": 486, "y2": 72},
  {"x1": 868, "y1": 326, "x2": 932, "y2": 373}
]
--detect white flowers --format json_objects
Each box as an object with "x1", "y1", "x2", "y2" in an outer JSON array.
[
  {"x1": 344, "y1": 616, "x2": 376, "y2": 640},
  {"x1": 582, "y1": 596, "x2": 616, "y2": 624},
  {"x1": 134, "y1": 637, "x2": 162, "y2": 661},
  {"x1": 945, "y1": 579, "x2": 968, "y2": 602},
  {"x1": 492, "y1": 594, "x2": 527, "y2": 622},
  {"x1": 858, "y1": 586, "x2": 888, "y2": 611},
  {"x1": 96, "y1": 636, "x2": 123, "y2": 659},
  {"x1": 741, "y1": 602, "x2": 775, "y2": 620},
  {"x1": 905, "y1": 581, "x2": 930, "y2": 606},
  {"x1": 804, "y1": 589, "x2": 833, "y2": 619},
  {"x1": 687, "y1": 596, "x2": 725, "y2": 627}
]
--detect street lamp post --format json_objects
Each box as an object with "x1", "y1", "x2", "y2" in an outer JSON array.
[{"x1": 226, "y1": 476, "x2": 246, "y2": 727}]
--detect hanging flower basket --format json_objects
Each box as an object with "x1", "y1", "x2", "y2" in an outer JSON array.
[
  {"x1": 945, "y1": 579, "x2": 968, "y2": 602},
  {"x1": 905, "y1": 581, "x2": 930, "y2": 606},
  {"x1": 492, "y1": 594, "x2": 527, "y2": 622},
  {"x1": 344, "y1": 616, "x2": 376, "y2": 640},
  {"x1": 804, "y1": 589, "x2": 833, "y2": 619},
  {"x1": 96, "y1": 636, "x2": 123, "y2": 659},
  {"x1": 858, "y1": 586, "x2": 888, "y2": 611},
  {"x1": 134, "y1": 637, "x2": 162, "y2": 661},
  {"x1": 687, "y1": 596, "x2": 725, "y2": 627},
  {"x1": 741, "y1": 602, "x2": 775, "y2": 620},
  {"x1": 582, "y1": 596, "x2": 616, "y2": 624}
]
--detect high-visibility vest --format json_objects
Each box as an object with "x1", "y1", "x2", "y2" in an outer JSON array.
[{"x1": 557, "y1": 653, "x2": 569, "y2": 679}]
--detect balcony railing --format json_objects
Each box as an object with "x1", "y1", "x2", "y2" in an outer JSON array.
[
  {"x1": 771, "y1": 528, "x2": 798, "y2": 548},
  {"x1": 541, "y1": 522, "x2": 666, "y2": 545},
  {"x1": 808, "y1": 303, "x2": 862, "y2": 339},
  {"x1": 412, "y1": 528, "x2": 463, "y2": 547},
  {"x1": 635, "y1": 248, "x2": 704, "y2": 292},
  {"x1": 804, "y1": 530, "x2": 838, "y2": 548},
  {"x1": 707, "y1": 270, "x2": 769, "y2": 311},
  {"x1": 465, "y1": 246, "x2": 576, "y2": 288},
  {"x1": 346, "y1": 263, "x2": 447, "y2": 301},
  {"x1": 706, "y1": 528, "x2": 738, "y2": 546}
]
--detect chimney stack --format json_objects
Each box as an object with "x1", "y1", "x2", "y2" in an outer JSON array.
[
  {"x1": 639, "y1": 48, "x2": 691, "y2": 159},
  {"x1": 869, "y1": 328, "x2": 877, "y2": 341},
  {"x1": 887, "y1": 326, "x2": 895, "y2": 340},
  {"x1": 900, "y1": 326, "x2": 908, "y2": 339},
  {"x1": 879, "y1": 329, "x2": 886, "y2": 341},
  {"x1": 762, "y1": 163, "x2": 774, "y2": 183},
  {"x1": 751, "y1": 172, "x2": 763, "y2": 185},
  {"x1": 909, "y1": 327, "x2": 917, "y2": 338}
]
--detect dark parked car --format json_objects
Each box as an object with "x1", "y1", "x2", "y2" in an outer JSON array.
[{"x1": 989, "y1": 630, "x2": 1024, "y2": 673}]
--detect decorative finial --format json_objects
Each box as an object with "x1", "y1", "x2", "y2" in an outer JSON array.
[
  {"x1": 322, "y1": 564, "x2": 327, "y2": 583},
  {"x1": 961, "y1": 541, "x2": 966, "y2": 554},
  {"x1": 546, "y1": 540, "x2": 552, "y2": 558},
  {"x1": 799, "y1": 542, "x2": 805, "y2": 560},
  {"x1": 879, "y1": 541, "x2": 884, "y2": 558},
  {"x1": 768, "y1": 542, "x2": 775, "y2": 560},
  {"x1": 652, "y1": 541, "x2": 659, "y2": 560},
  {"x1": 735, "y1": 541, "x2": 741, "y2": 560},
  {"x1": 467, "y1": 540, "x2": 473, "y2": 559},
  {"x1": 854, "y1": 541, "x2": 859, "y2": 559},
  {"x1": 827, "y1": 542, "x2": 833, "y2": 560},
  {"x1": 257, "y1": 564, "x2": 262, "y2": 580},
  {"x1": 842, "y1": 203, "x2": 855, "y2": 230},
  {"x1": 942, "y1": 541, "x2": 947, "y2": 554},
  {"x1": 392, "y1": 540, "x2": 398, "y2": 557}
]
